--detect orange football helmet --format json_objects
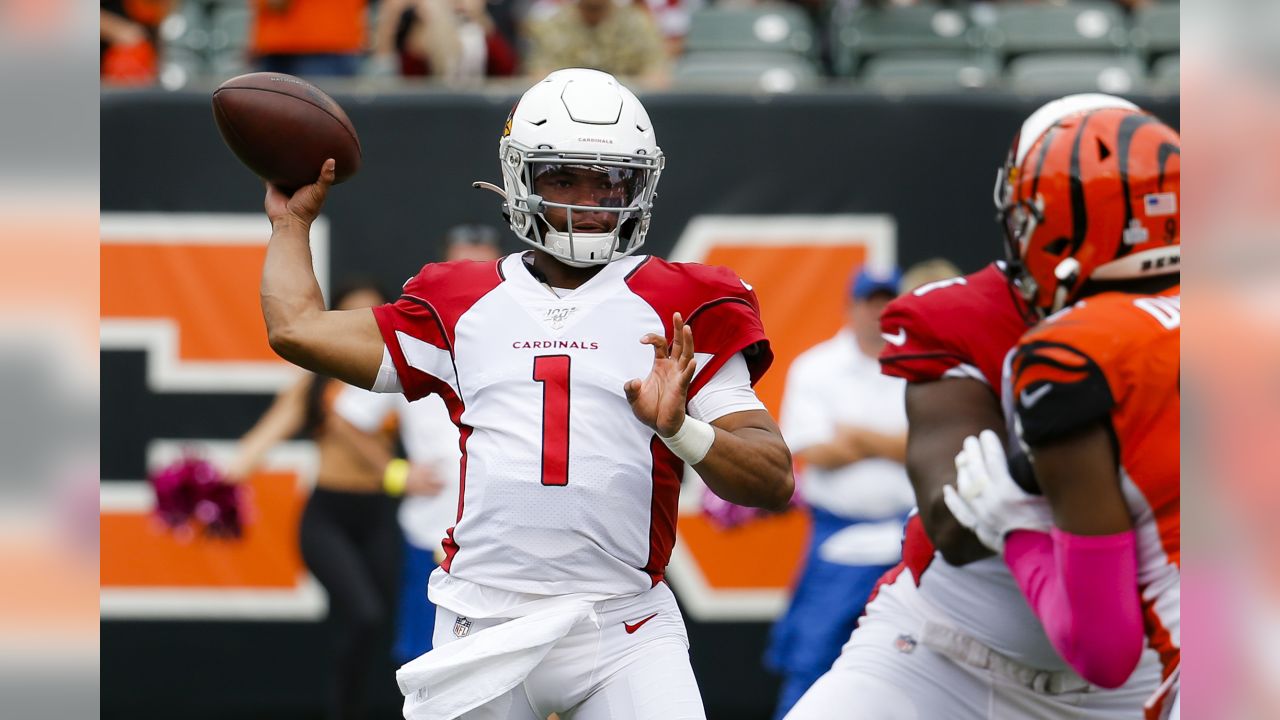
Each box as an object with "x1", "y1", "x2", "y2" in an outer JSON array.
[{"x1": 997, "y1": 107, "x2": 1181, "y2": 316}]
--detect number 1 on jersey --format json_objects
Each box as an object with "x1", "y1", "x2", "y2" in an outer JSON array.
[{"x1": 533, "y1": 355, "x2": 571, "y2": 486}]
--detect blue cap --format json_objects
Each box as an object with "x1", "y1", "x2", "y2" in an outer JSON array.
[{"x1": 850, "y1": 265, "x2": 903, "y2": 300}]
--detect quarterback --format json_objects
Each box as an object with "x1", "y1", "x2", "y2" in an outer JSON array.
[{"x1": 257, "y1": 69, "x2": 793, "y2": 719}]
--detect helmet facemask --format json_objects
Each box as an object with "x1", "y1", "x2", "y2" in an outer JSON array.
[
  {"x1": 500, "y1": 142, "x2": 663, "y2": 267},
  {"x1": 486, "y1": 69, "x2": 664, "y2": 266}
]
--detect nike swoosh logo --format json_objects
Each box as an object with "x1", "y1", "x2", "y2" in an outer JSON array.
[
  {"x1": 1020, "y1": 384, "x2": 1053, "y2": 408},
  {"x1": 881, "y1": 328, "x2": 907, "y2": 347},
  {"x1": 623, "y1": 612, "x2": 659, "y2": 634}
]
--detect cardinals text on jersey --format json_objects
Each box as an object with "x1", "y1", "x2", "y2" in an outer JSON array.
[{"x1": 372, "y1": 253, "x2": 772, "y2": 598}]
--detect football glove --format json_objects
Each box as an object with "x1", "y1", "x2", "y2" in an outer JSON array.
[{"x1": 942, "y1": 429, "x2": 1054, "y2": 553}]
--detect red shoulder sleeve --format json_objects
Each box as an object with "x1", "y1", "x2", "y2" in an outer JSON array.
[
  {"x1": 372, "y1": 259, "x2": 504, "y2": 402},
  {"x1": 626, "y1": 258, "x2": 774, "y2": 400},
  {"x1": 878, "y1": 265, "x2": 1029, "y2": 392},
  {"x1": 877, "y1": 296, "x2": 969, "y2": 383}
]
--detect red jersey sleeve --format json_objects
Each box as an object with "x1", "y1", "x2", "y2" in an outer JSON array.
[
  {"x1": 625, "y1": 258, "x2": 774, "y2": 400},
  {"x1": 877, "y1": 297, "x2": 969, "y2": 383},
  {"x1": 371, "y1": 259, "x2": 504, "y2": 402},
  {"x1": 877, "y1": 265, "x2": 1030, "y2": 395}
]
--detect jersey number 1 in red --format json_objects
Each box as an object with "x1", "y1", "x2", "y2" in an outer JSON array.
[{"x1": 533, "y1": 355, "x2": 571, "y2": 486}]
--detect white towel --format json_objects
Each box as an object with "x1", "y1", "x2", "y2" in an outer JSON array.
[{"x1": 397, "y1": 598, "x2": 596, "y2": 719}]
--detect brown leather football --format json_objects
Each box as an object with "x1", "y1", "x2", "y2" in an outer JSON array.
[{"x1": 212, "y1": 72, "x2": 361, "y2": 191}]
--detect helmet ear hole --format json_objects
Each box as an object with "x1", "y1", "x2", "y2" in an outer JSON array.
[{"x1": 1043, "y1": 237, "x2": 1071, "y2": 256}]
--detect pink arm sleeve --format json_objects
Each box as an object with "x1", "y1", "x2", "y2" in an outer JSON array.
[{"x1": 1003, "y1": 528, "x2": 1144, "y2": 689}]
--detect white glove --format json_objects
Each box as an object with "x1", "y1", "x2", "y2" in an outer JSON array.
[{"x1": 942, "y1": 429, "x2": 1054, "y2": 553}]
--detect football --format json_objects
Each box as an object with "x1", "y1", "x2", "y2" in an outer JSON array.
[{"x1": 212, "y1": 72, "x2": 362, "y2": 191}]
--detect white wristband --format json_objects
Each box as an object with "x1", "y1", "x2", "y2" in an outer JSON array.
[{"x1": 660, "y1": 416, "x2": 715, "y2": 465}]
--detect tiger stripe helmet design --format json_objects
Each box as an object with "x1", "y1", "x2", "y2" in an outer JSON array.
[{"x1": 998, "y1": 106, "x2": 1181, "y2": 316}]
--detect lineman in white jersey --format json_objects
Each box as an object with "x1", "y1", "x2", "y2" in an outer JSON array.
[
  {"x1": 784, "y1": 95, "x2": 1161, "y2": 719},
  {"x1": 255, "y1": 68, "x2": 794, "y2": 719}
]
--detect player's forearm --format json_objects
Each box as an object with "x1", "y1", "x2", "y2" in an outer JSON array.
[
  {"x1": 904, "y1": 380, "x2": 1001, "y2": 565},
  {"x1": 261, "y1": 218, "x2": 327, "y2": 365},
  {"x1": 909, "y1": 456, "x2": 994, "y2": 566},
  {"x1": 695, "y1": 427, "x2": 793, "y2": 511},
  {"x1": 1004, "y1": 528, "x2": 1144, "y2": 689},
  {"x1": 907, "y1": 428, "x2": 993, "y2": 565}
]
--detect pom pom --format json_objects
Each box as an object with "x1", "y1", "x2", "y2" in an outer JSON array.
[
  {"x1": 148, "y1": 454, "x2": 249, "y2": 540},
  {"x1": 701, "y1": 485, "x2": 763, "y2": 529},
  {"x1": 700, "y1": 478, "x2": 803, "y2": 530}
]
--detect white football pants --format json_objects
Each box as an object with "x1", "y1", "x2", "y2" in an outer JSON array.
[
  {"x1": 785, "y1": 571, "x2": 1162, "y2": 720},
  {"x1": 430, "y1": 582, "x2": 706, "y2": 720}
]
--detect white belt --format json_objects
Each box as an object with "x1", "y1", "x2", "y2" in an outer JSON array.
[{"x1": 920, "y1": 620, "x2": 1091, "y2": 695}]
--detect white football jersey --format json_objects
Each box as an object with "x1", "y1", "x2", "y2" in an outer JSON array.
[{"x1": 374, "y1": 252, "x2": 772, "y2": 600}]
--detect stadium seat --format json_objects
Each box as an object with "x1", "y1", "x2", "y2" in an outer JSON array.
[
  {"x1": 208, "y1": 4, "x2": 252, "y2": 78},
  {"x1": 1149, "y1": 54, "x2": 1180, "y2": 95},
  {"x1": 158, "y1": 2, "x2": 212, "y2": 55},
  {"x1": 987, "y1": 2, "x2": 1129, "y2": 58},
  {"x1": 672, "y1": 52, "x2": 820, "y2": 93},
  {"x1": 1007, "y1": 53, "x2": 1145, "y2": 94},
  {"x1": 831, "y1": 5, "x2": 979, "y2": 77},
  {"x1": 1131, "y1": 3, "x2": 1180, "y2": 59},
  {"x1": 158, "y1": 46, "x2": 205, "y2": 89},
  {"x1": 683, "y1": 6, "x2": 816, "y2": 58},
  {"x1": 861, "y1": 54, "x2": 998, "y2": 93}
]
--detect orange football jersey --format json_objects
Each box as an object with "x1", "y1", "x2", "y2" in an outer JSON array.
[{"x1": 1009, "y1": 288, "x2": 1180, "y2": 686}]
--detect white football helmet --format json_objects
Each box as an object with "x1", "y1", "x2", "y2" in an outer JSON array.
[{"x1": 489, "y1": 69, "x2": 664, "y2": 267}]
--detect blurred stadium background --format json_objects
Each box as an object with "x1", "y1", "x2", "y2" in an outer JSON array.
[{"x1": 100, "y1": 1, "x2": 1179, "y2": 719}]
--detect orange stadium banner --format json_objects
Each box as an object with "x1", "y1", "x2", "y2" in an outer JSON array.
[
  {"x1": 666, "y1": 215, "x2": 896, "y2": 621},
  {"x1": 100, "y1": 213, "x2": 328, "y2": 619}
]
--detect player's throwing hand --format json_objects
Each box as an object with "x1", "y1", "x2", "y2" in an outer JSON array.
[
  {"x1": 264, "y1": 158, "x2": 335, "y2": 228},
  {"x1": 625, "y1": 312, "x2": 698, "y2": 438}
]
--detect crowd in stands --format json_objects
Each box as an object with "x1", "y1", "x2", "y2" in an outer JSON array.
[{"x1": 101, "y1": 0, "x2": 1178, "y2": 94}]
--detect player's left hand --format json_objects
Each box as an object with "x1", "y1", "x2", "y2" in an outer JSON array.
[
  {"x1": 625, "y1": 312, "x2": 697, "y2": 438},
  {"x1": 942, "y1": 429, "x2": 1054, "y2": 553}
]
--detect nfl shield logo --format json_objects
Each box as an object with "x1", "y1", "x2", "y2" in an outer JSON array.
[
  {"x1": 453, "y1": 616, "x2": 473, "y2": 638},
  {"x1": 894, "y1": 634, "x2": 917, "y2": 654}
]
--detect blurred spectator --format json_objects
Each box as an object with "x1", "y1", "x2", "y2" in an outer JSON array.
[
  {"x1": 372, "y1": 0, "x2": 518, "y2": 80},
  {"x1": 228, "y1": 281, "x2": 406, "y2": 720},
  {"x1": 338, "y1": 224, "x2": 504, "y2": 666},
  {"x1": 525, "y1": 0, "x2": 668, "y2": 85},
  {"x1": 640, "y1": 0, "x2": 705, "y2": 58},
  {"x1": 765, "y1": 265, "x2": 914, "y2": 720},
  {"x1": 899, "y1": 257, "x2": 962, "y2": 294},
  {"x1": 251, "y1": 0, "x2": 368, "y2": 77},
  {"x1": 101, "y1": 0, "x2": 172, "y2": 85}
]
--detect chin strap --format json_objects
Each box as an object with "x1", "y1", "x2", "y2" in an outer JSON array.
[{"x1": 1051, "y1": 258, "x2": 1081, "y2": 314}]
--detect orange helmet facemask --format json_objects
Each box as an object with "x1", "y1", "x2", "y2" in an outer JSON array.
[{"x1": 997, "y1": 107, "x2": 1181, "y2": 317}]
